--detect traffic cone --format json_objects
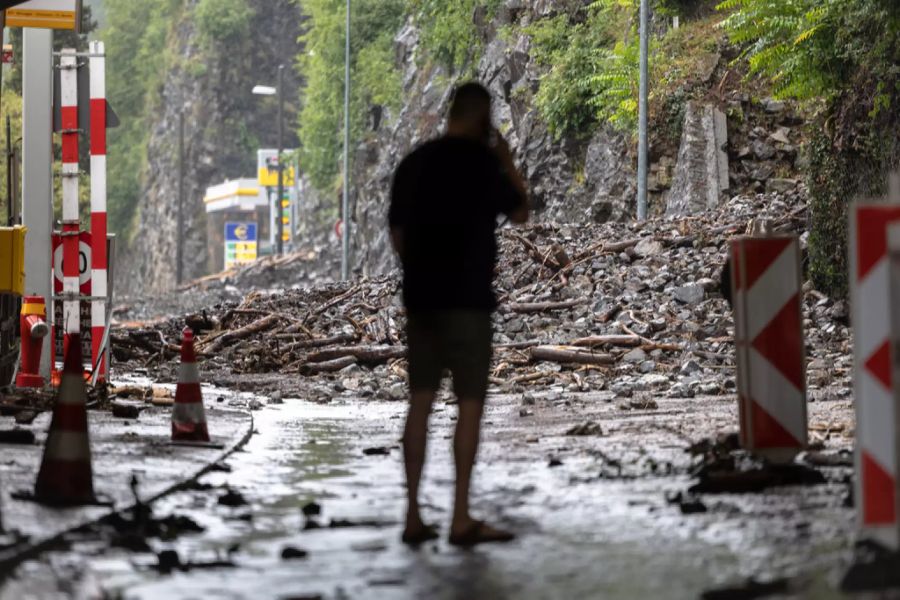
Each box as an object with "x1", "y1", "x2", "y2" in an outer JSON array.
[
  {"x1": 34, "y1": 333, "x2": 95, "y2": 505},
  {"x1": 171, "y1": 327, "x2": 210, "y2": 443}
]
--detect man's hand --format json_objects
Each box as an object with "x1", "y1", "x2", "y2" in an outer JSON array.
[
  {"x1": 492, "y1": 132, "x2": 514, "y2": 165},
  {"x1": 493, "y1": 131, "x2": 530, "y2": 224}
]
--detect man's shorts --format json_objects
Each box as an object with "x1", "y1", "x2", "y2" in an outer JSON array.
[{"x1": 406, "y1": 310, "x2": 493, "y2": 401}]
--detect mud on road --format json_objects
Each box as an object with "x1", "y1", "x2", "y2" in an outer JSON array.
[{"x1": 1, "y1": 385, "x2": 858, "y2": 600}]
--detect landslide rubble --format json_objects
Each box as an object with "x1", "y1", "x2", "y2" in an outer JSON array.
[{"x1": 113, "y1": 187, "x2": 851, "y2": 405}]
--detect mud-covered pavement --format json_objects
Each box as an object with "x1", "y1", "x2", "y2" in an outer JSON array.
[{"x1": 1, "y1": 386, "x2": 862, "y2": 600}]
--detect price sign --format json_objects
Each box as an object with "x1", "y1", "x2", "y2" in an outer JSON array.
[{"x1": 225, "y1": 222, "x2": 258, "y2": 269}]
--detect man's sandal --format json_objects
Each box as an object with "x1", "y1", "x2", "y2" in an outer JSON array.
[
  {"x1": 401, "y1": 524, "x2": 440, "y2": 545},
  {"x1": 448, "y1": 520, "x2": 516, "y2": 547}
]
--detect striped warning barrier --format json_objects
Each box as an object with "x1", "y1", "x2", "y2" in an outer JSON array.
[
  {"x1": 731, "y1": 236, "x2": 807, "y2": 463},
  {"x1": 59, "y1": 49, "x2": 80, "y2": 353},
  {"x1": 89, "y1": 41, "x2": 108, "y2": 381},
  {"x1": 851, "y1": 204, "x2": 900, "y2": 549}
]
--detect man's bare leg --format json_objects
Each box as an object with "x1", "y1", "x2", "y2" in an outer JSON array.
[
  {"x1": 403, "y1": 389, "x2": 435, "y2": 536},
  {"x1": 449, "y1": 398, "x2": 515, "y2": 543},
  {"x1": 451, "y1": 398, "x2": 483, "y2": 534}
]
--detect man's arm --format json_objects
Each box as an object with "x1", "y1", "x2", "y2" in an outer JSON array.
[
  {"x1": 389, "y1": 156, "x2": 412, "y2": 258},
  {"x1": 391, "y1": 227, "x2": 404, "y2": 257},
  {"x1": 493, "y1": 133, "x2": 530, "y2": 224}
]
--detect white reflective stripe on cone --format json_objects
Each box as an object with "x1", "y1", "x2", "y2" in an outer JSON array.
[
  {"x1": 58, "y1": 374, "x2": 86, "y2": 405},
  {"x1": 173, "y1": 401, "x2": 207, "y2": 423},
  {"x1": 178, "y1": 363, "x2": 201, "y2": 385},
  {"x1": 44, "y1": 431, "x2": 92, "y2": 461}
]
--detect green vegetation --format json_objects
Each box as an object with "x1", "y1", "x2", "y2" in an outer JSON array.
[
  {"x1": 717, "y1": 0, "x2": 900, "y2": 102},
  {"x1": 525, "y1": 4, "x2": 641, "y2": 138},
  {"x1": 717, "y1": 0, "x2": 900, "y2": 295},
  {"x1": 195, "y1": 0, "x2": 253, "y2": 48},
  {"x1": 409, "y1": 0, "x2": 503, "y2": 72},
  {"x1": 0, "y1": 90, "x2": 23, "y2": 224},
  {"x1": 296, "y1": 0, "x2": 406, "y2": 192},
  {"x1": 103, "y1": 0, "x2": 181, "y2": 241}
]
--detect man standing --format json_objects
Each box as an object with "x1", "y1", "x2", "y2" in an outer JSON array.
[{"x1": 389, "y1": 82, "x2": 529, "y2": 546}]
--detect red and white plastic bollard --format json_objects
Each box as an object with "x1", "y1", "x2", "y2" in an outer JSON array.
[
  {"x1": 731, "y1": 236, "x2": 808, "y2": 463},
  {"x1": 89, "y1": 41, "x2": 108, "y2": 381},
  {"x1": 851, "y1": 204, "x2": 900, "y2": 549},
  {"x1": 16, "y1": 296, "x2": 50, "y2": 388}
]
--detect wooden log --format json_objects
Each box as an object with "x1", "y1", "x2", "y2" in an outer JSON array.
[
  {"x1": 495, "y1": 339, "x2": 546, "y2": 350},
  {"x1": 598, "y1": 304, "x2": 623, "y2": 323},
  {"x1": 530, "y1": 345, "x2": 616, "y2": 365},
  {"x1": 299, "y1": 356, "x2": 357, "y2": 375},
  {"x1": 509, "y1": 232, "x2": 561, "y2": 270},
  {"x1": 604, "y1": 238, "x2": 642, "y2": 254},
  {"x1": 306, "y1": 345, "x2": 407, "y2": 364},
  {"x1": 570, "y1": 335, "x2": 642, "y2": 348},
  {"x1": 313, "y1": 285, "x2": 362, "y2": 316},
  {"x1": 505, "y1": 299, "x2": 586, "y2": 313},
  {"x1": 202, "y1": 314, "x2": 280, "y2": 353},
  {"x1": 282, "y1": 333, "x2": 358, "y2": 353}
]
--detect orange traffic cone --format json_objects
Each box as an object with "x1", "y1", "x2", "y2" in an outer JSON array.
[
  {"x1": 172, "y1": 327, "x2": 210, "y2": 443},
  {"x1": 34, "y1": 333, "x2": 95, "y2": 505}
]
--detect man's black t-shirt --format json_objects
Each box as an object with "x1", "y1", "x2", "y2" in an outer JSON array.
[{"x1": 389, "y1": 136, "x2": 524, "y2": 312}]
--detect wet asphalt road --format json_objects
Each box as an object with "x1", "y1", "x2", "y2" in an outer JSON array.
[{"x1": 0, "y1": 390, "x2": 866, "y2": 599}]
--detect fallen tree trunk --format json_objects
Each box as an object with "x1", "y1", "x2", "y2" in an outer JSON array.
[
  {"x1": 202, "y1": 314, "x2": 280, "y2": 354},
  {"x1": 530, "y1": 345, "x2": 616, "y2": 365},
  {"x1": 505, "y1": 299, "x2": 586, "y2": 313},
  {"x1": 282, "y1": 333, "x2": 358, "y2": 353},
  {"x1": 299, "y1": 356, "x2": 357, "y2": 375},
  {"x1": 305, "y1": 345, "x2": 407, "y2": 364},
  {"x1": 570, "y1": 335, "x2": 642, "y2": 348}
]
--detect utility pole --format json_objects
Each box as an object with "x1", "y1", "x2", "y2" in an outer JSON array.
[
  {"x1": 637, "y1": 0, "x2": 650, "y2": 221},
  {"x1": 276, "y1": 64, "x2": 285, "y2": 256},
  {"x1": 176, "y1": 111, "x2": 185, "y2": 285},
  {"x1": 22, "y1": 28, "x2": 54, "y2": 377},
  {"x1": 341, "y1": 0, "x2": 351, "y2": 281}
]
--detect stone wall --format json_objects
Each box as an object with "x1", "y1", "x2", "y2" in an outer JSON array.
[{"x1": 348, "y1": 1, "x2": 638, "y2": 279}]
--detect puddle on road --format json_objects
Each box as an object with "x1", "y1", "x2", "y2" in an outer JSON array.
[{"x1": 1, "y1": 397, "x2": 861, "y2": 600}]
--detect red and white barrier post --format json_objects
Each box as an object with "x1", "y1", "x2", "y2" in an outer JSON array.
[
  {"x1": 851, "y1": 204, "x2": 900, "y2": 549},
  {"x1": 60, "y1": 49, "x2": 80, "y2": 355},
  {"x1": 89, "y1": 41, "x2": 108, "y2": 380},
  {"x1": 731, "y1": 236, "x2": 808, "y2": 463}
]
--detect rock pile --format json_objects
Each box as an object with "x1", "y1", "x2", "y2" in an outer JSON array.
[{"x1": 114, "y1": 186, "x2": 851, "y2": 404}]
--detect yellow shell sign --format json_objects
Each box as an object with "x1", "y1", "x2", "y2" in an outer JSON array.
[
  {"x1": 6, "y1": 0, "x2": 81, "y2": 30},
  {"x1": 257, "y1": 149, "x2": 296, "y2": 188}
]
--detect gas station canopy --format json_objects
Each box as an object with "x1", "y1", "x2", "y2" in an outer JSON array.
[{"x1": 203, "y1": 179, "x2": 267, "y2": 214}]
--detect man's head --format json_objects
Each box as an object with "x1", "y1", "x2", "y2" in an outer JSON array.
[{"x1": 447, "y1": 82, "x2": 493, "y2": 141}]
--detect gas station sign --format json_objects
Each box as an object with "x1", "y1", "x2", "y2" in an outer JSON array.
[
  {"x1": 257, "y1": 149, "x2": 296, "y2": 188},
  {"x1": 225, "y1": 222, "x2": 258, "y2": 269}
]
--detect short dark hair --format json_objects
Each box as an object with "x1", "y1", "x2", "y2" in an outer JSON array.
[{"x1": 448, "y1": 82, "x2": 492, "y2": 121}]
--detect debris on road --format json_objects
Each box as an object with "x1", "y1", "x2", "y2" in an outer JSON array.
[
  {"x1": 280, "y1": 546, "x2": 309, "y2": 560},
  {"x1": 0, "y1": 428, "x2": 35, "y2": 445},
  {"x1": 112, "y1": 188, "x2": 851, "y2": 409},
  {"x1": 217, "y1": 488, "x2": 248, "y2": 507}
]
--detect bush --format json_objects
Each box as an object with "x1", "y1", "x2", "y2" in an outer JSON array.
[
  {"x1": 195, "y1": 0, "x2": 252, "y2": 47},
  {"x1": 297, "y1": 0, "x2": 405, "y2": 191},
  {"x1": 409, "y1": 0, "x2": 504, "y2": 73}
]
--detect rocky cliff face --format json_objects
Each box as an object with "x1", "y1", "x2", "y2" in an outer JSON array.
[
  {"x1": 125, "y1": 0, "x2": 302, "y2": 292},
  {"x1": 351, "y1": 1, "x2": 638, "y2": 279}
]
